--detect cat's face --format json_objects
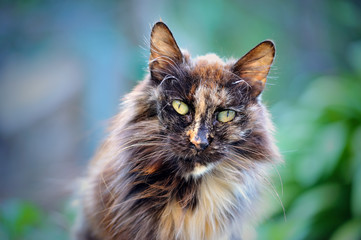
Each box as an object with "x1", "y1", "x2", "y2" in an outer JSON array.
[
  {"x1": 156, "y1": 57, "x2": 252, "y2": 176},
  {"x1": 149, "y1": 22, "x2": 275, "y2": 177}
]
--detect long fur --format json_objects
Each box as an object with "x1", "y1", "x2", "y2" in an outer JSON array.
[{"x1": 75, "y1": 22, "x2": 281, "y2": 240}]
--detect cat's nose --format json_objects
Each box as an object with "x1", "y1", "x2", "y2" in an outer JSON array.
[
  {"x1": 189, "y1": 127, "x2": 210, "y2": 151},
  {"x1": 198, "y1": 140, "x2": 209, "y2": 151}
]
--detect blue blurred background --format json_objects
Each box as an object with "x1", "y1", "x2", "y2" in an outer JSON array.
[{"x1": 1, "y1": 0, "x2": 360, "y2": 239}]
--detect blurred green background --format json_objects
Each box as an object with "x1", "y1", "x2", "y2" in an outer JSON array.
[{"x1": 0, "y1": 0, "x2": 360, "y2": 239}]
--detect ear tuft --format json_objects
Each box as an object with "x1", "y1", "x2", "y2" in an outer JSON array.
[
  {"x1": 232, "y1": 40, "x2": 275, "y2": 97},
  {"x1": 149, "y1": 22, "x2": 183, "y2": 81}
]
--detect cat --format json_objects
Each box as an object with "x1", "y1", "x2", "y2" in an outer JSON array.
[{"x1": 75, "y1": 21, "x2": 281, "y2": 240}]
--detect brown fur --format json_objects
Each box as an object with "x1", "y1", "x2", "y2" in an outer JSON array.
[{"x1": 75, "y1": 22, "x2": 281, "y2": 240}]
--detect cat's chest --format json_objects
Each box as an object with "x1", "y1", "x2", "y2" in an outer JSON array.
[{"x1": 159, "y1": 173, "x2": 251, "y2": 240}]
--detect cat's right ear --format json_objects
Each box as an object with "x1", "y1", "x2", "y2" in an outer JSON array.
[{"x1": 149, "y1": 22, "x2": 183, "y2": 82}]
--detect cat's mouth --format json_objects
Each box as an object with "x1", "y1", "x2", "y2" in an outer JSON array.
[
  {"x1": 178, "y1": 149, "x2": 223, "y2": 178},
  {"x1": 184, "y1": 162, "x2": 216, "y2": 179}
]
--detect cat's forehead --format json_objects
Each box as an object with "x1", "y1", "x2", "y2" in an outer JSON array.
[
  {"x1": 194, "y1": 53, "x2": 224, "y2": 65},
  {"x1": 193, "y1": 83, "x2": 228, "y2": 113},
  {"x1": 188, "y1": 54, "x2": 235, "y2": 106},
  {"x1": 191, "y1": 53, "x2": 230, "y2": 86}
]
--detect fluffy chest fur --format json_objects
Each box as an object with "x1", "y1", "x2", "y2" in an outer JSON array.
[{"x1": 158, "y1": 166, "x2": 261, "y2": 240}]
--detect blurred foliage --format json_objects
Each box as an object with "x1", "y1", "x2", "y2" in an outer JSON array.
[
  {"x1": 258, "y1": 71, "x2": 361, "y2": 239},
  {"x1": 0, "y1": 199, "x2": 74, "y2": 240}
]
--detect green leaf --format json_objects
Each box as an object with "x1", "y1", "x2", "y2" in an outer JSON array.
[
  {"x1": 257, "y1": 218, "x2": 309, "y2": 240},
  {"x1": 287, "y1": 183, "x2": 341, "y2": 221},
  {"x1": 351, "y1": 164, "x2": 361, "y2": 218},
  {"x1": 330, "y1": 219, "x2": 361, "y2": 240},
  {"x1": 294, "y1": 123, "x2": 347, "y2": 186},
  {"x1": 0, "y1": 199, "x2": 43, "y2": 238},
  {"x1": 300, "y1": 76, "x2": 344, "y2": 110}
]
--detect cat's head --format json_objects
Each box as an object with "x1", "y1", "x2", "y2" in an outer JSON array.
[{"x1": 148, "y1": 22, "x2": 277, "y2": 178}]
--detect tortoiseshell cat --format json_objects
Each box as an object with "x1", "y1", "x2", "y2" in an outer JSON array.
[{"x1": 75, "y1": 22, "x2": 281, "y2": 240}]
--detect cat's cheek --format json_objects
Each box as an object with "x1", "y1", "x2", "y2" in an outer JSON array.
[
  {"x1": 229, "y1": 125, "x2": 247, "y2": 142},
  {"x1": 213, "y1": 123, "x2": 240, "y2": 143},
  {"x1": 159, "y1": 116, "x2": 190, "y2": 134},
  {"x1": 184, "y1": 114, "x2": 192, "y2": 124}
]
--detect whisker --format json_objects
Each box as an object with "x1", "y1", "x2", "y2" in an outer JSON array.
[{"x1": 261, "y1": 173, "x2": 287, "y2": 222}]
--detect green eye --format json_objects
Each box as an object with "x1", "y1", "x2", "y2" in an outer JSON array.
[
  {"x1": 172, "y1": 100, "x2": 189, "y2": 115},
  {"x1": 217, "y1": 110, "x2": 236, "y2": 123}
]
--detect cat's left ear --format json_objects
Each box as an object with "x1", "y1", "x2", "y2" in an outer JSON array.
[
  {"x1": 149, "y1": 22, "x2": 183, "y2": 81},
  {"x1": 232, "y1": 40, "x2": 275, "y2": 98}
]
